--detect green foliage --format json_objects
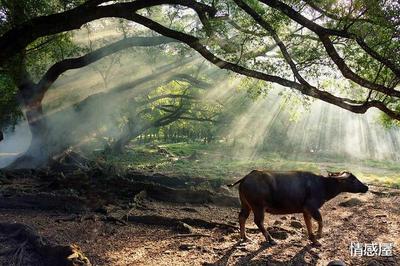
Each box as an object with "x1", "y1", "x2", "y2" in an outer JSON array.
[
  {"x1": 25, "y1": 33, "x2": 80, "y2": 82},
  {"x1": 239, "y1": 77, "x2": 271, "y2": 99},
  {"x1": 0, "y1": 73, "x2": 21, "y2": 130},
  {"x1": 0, "y1": 0, "x2": 399, "y2": 140},
  {"x1": 0, "y1": 0, "x2": 85, "y2": 34},
  {"x1": 104, "y1": 142, "x2": 400, "y2": 188},
  {"x1": 379, "y1": 108, "x2": 400, "y2": 128},
  {"x1": 0, "y1": 0, "x2": 85, "y2": 129}
]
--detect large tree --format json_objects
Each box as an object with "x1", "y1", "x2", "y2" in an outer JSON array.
[{"x1": 0, "y1": 0, "x2": 399, "y2": 165}]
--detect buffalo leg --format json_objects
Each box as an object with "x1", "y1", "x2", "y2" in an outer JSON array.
[
  {"x1": 239, "y1": 193, "x2": 251, "y2": 240},
  {"x1": 307, "y1": 208, "x2": 323, "y2": 239},
  {"x1": 303, "y1": 212, "x2": 316, "y2": 242},
  {"x1": 317, "y1": 220, "x2": 323, "y2": 239},
  {"x1": 253, "y1": 207, "x2": 276, "y2": 245},
  {"x1": 239, "y1": 206, "x2": 251, "y2": 240}
]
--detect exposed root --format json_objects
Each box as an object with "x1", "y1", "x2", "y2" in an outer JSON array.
[
  {"x1": 0, "y1": 223, "x2": 91, "y2": 266},
  {"x1": 10, "y1": 240, "x2": 29, "y2": 266},
  {"x1": 126, "y1": 214, "x2": 255, "y2": 233},
  {"x1": 101, "y1": 178, "x2": 239, "y2": 207},
  {"x1": 0, "y1": 193, "x2": 88, "y2": 212}
]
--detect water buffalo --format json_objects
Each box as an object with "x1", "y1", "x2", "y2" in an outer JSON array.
[{"x1": 228, "y1": 170, "x2": 368, "y2": 245}]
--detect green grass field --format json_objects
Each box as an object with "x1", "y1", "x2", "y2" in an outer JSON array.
[{"x1": 103, "y1": 142, "x2": 400, "y2": 188}]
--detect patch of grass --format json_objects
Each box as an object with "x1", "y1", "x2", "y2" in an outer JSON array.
[
  {"x1": 160, "y1": 143, "x2": 208, "y2": 157},
  {"x1": 358, "y1": 173, "x2": 400, "y2": 188},
  {"x1": 104, "y1": 142, "x2": 400, "y2": 188}
]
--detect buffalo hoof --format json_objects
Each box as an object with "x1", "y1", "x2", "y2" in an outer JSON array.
[
  {"x1": 264, "y1": 239, "x2": 277, "y2": 246},
  {"x1": 240, "y1": 236, "x2": 253, "y2": 243},
  {"x1": 309, "y1": 234, "x2": 321, "y2": 246},
  {"x1": 311, "y1": 241, "x2": 322, "y2": 247},
  {"x1": 309, "y1": 234, "x2": 317, "y2": 242}
]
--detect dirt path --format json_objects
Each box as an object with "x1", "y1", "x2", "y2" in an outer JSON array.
[{"x1": 0, "y1": 185, "x2": 398, "y2": 266}]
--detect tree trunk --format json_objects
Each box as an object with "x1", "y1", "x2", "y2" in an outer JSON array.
[
  {"x1": 7, "y1": 101, "x2": 50, "y2": 169},
  {"x1": 110, "y1": 125, "x2": 147, "y2": 154},
  {"x1": 7, "y1": 64, "x2": 51, "y2": 169}
]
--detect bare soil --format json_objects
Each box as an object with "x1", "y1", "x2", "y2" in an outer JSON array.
[{"x1": 0, "y1": 181, "x2": 399, "y2": 266}]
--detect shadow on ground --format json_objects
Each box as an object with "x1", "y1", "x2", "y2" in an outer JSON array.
[{"x1": 205, "y1": 241, "x2": 319, "y2": 266}]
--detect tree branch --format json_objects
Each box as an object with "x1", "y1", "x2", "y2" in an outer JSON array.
[
  {"x1": 178, "y1": 116, "x2": 217, "y2": 122},
  {"x1": 2, "y1": 0, "x2": 399, "y2": 122},
  {"x1": 319, "y1": 34, "x2": 400, "y2": 98},
  {"x1": 126, "y1": 13, "x2": 400, "y2": 120},
  {"x1": 303, "y1": 0, "x2": 375, "y2": 25},
  {"x1": 155, "y1": 105, "x2": 217, "y2": 122},
  {"x1": 145, "y1": 94, "x2": 197, "y2": 104},
  {"x1": 0, "y1": 0, "x2": 216, "y2": 64},
  {"x1": 233, "y1": 0, "x2": 310, "y2": 86},
  {"x1": 33, "y1": 36, "x2": 176, "y2": 103},
  {"x1": 260, "y1": 0, "x2": 400, "y2": 79}
]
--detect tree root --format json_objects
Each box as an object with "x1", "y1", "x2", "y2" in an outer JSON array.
[
  {"x1": 0, "y1": 193, "x2": 88, "y2": 212},
  {"x1": 102, "y1": 178, "x2": 239, "y2": 207},
  {"x1": 10, "y1": 240, "x2": 29, "y2": 266},
  {"x1": 1, "y1": 167, "x2": 240, "y2": 212},
  {"x1": 0, "y1": 223, "x2": 91, "y2": 266},
  {"x1": 126, "y1": 170, "x2": 227, "y2": 189},
  {"x1": 126, "y1": 214, "x2": 295, "y2": 239},
  {"x1": 127, "y1": 214, "x2": 243, "y2": 232}
]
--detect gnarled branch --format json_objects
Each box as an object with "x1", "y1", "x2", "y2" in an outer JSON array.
[
  {"x1": 125, "y1": 13, "x2": 400, "y2": 120},
  {"x1": 0, "y1": 0, "x2": 216, "y2": 64}
]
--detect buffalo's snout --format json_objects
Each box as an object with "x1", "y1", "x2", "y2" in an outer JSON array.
[
  {"x1": 354, "y1": 180, "x2": 368, "y2": 193},
  {"x1": 346, "y1": 173, "x2": 369, "y2": 193},
  {"x1": 360, "y1": 184, "x2": 369, "y2": 193}
]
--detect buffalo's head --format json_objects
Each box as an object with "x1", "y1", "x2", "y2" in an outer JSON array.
[{"x1": 328, "y1": 171, "x2": 368, "y2": 193}]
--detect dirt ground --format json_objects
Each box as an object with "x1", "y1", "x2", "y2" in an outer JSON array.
[{"x1": 0, "y1": 184, "x2": 399, "y2": 266}]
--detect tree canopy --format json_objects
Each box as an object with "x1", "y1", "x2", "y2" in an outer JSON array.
[{"x1": 0, "y1": 0, "x2": 399, "y2": 137}]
